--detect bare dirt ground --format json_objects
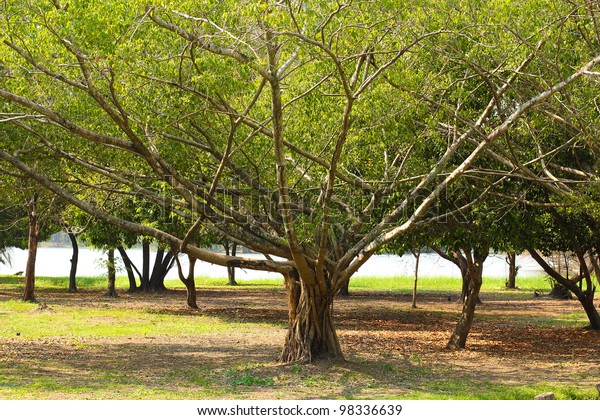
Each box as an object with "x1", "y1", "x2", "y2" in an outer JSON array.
[{"x1": 1, "y1": 286, "x2": 599, "y2": 399}]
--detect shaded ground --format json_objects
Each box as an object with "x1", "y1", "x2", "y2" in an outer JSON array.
[{"x1": 0, "y1": 285, "x2": 599, "y2": 399}]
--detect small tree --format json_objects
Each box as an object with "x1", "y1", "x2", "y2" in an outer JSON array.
[
  {"x1": 0, "y1": 174, "x2": 57, "y2": 302},
  {"x1": 527, "y1": 208, "x2": 600, "y2": 329}
]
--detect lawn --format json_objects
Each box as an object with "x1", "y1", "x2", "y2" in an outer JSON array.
[{"x1": 0, "y1": 274, "x2": 599, "y2": 400}]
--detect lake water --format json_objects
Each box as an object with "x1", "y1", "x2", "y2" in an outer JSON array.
[{"x1": 0, "y1": 247, "x2": 543, "y2": 280}]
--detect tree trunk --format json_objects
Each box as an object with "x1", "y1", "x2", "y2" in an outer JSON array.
[
  {"x1": 175, "y1": 254, "x2": 198, "y2": 309},
  {"x1": 447, "y1": 249, "x2": 488, "y2": 349},
  {"x1": 149, "y1": 247, "x2": 165, "y2": 291},
  {"x1": 574, "y1": 250, "x2": 600, "y2": 329},
  {"x1": 23, "y1": 195, "x2": 39, "y2": 303},
  {"x1": 225, "y1": 242, "x2": 238, "y2": 286},
  {"x1": 279, "y1": 272, "x2": 343, "y2": 363},
  {"x1": 580, "y1": 291, "x2": 600, "y2": 329},
  {"x1": 455, "y1": 251, "x2": 470, "y2": 302},
  {"x1": 67, "y1": 230, "x2": 78, "y2": 293},
  {"x1": 456, "y1": 250, "x2": 483, "y2": 304},
  {"x1": 506, "y1": 252, "x2": 517, "y2": 289},
  {"x1": 160, "y1": 251, "x2": 174, "y2": 283},
  {"x1": 149, "y1": 249, "x2": 174, "y2": 292},
  {"x1": 184, "y1": 259, "x2": 198, "y2": 309},
  {"x1": 338, "y1": 281, "x2": 350, "y2": 296},
  {"x1": 141, "y1": 240, "x2": 150, "y2": 291},
  {"x1": 589, "y1": 254, "x2": 600, "y2": 282},
  {"x1": 105, "y1": 248, "x2": 118, "y2": 298},
  {"x1": 412, "y1": 249, "x2": 421, "y2": 309},
  {"x1": 117, "y1": 246, "x2": 138, "y2": 292}
]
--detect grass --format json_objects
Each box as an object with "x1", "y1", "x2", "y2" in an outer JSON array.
[
  {"x1": 0, "y1": 298, "x2": 269, "y2": 340},
  {"x1": 401, "y1": 381, "x2": 599, "y2": 400},
  {"x1": 0, "y1": 273, "x2": 552, "y2": 294},
  {"x1": 349, "y1": 274, "x2": 550, "y2": 294},
  {"x1": 0, "y1": 275, "x2": 284, "y2": 291},
  {"x1": 1, "y1": 355, "x2": 595, "y2": 400},
  {"x1": 0, "y1": 273, "x2": 597, "y2": 400}
]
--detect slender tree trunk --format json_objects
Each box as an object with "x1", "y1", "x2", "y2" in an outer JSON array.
[
  {"x1": 23, "y1": 195, "x2": 39, "y2": 303},
  {"x1": 149, "y1": 247, "x2": 165, "y2": 291},
  {"x1": 338, "y1": 281, "x2": 350, "y2": 296},
  {"x1": 105, "y1": 248, "x2": 117, "y2": 298},
  {"x1": 589, "y1": 253, "x2": 600, "y2": 282},
  {"x1": 279, "y1": 272, "x2": 343, "y2": 363},
  {"x1": 148, "y1": 248, "x2": 174, "y2": 292},
  {"x1": 225, "y1": 242, "x2": 238, "y2": 286},
  {"x1": 456, "y1": 250, "x2": 483, "y2": 304},
  {"x1": 117, "y1": 246, "x2": 138, "y2": 292},
  {"x1": 447, "y1": 249, "x2": 488, "y2": 349},
  {"x1": 67, "y1": 230, "x2": 78, "y2": 293},
  {"x1": 589, "y1": 254, "x2": 600, "y2": 309},
  {"x1": 141, "y1": 240, "x2": 150, "y2": 291},
  {"x1": 575, "y1": 250, "x2": 600, "y2": 329},
  {"x1": 412, "y1": 249, "x2": 421, "y2": 309},
  {"x1": 506, "y1": 252, "x2": 517, "y2": 289},
  {"x1": 455, "y1": 251, "x2": 470, "y2": 302},
  {"x1": 579, "y1": 291, "x2": 600, "y2": 329},
  {"x1": 184, "y1": 257, "x2": 198, "y2": 309},
  {"x1": 175, "y1": 254, "x2": 198, "y2": 309},
  {"x1": 159, "y1": 251, "x2": 174, "y2": 290}
]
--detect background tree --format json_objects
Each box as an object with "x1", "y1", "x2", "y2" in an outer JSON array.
[
  {"x1": 76, "y1": 216, "x2": 125, "y2": 297},
  {"x1": 526, "y1": 205, "x2": 600, "y2": 329},
  {"x1": 0, "y1": 160, "x2": 58, "y2": 302},
  {"x1": 60, "y1": 220, "x2": 80, "y2": 293}
]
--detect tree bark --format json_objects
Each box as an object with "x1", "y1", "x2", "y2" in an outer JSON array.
[
  {"x1": 149, "y1": 249, "x2": 174, "y2": 292},
  {"x1": 279, "y1": 272, "x2": 343, "y2": 363},
  {"x1": 175, "y1": 253, "x2": 198, "y2": 309},
  {"x1": 105, "y1": 248, "x2": 118, "y2": 298},
  {"x1": 446, "y1": 248, "x2": 488, "y2": 349},
  {"x1": 412, "y1": 249, "x2": 421, "y2": 309},
  {"x1": 67, "y1": 230, "x2": 78, "y2": 293},
  {"x1": 506, "y1": 252, "x2": 517, "y2": 289},
  {"x1": 23, "y1": 194, "x2": 39, "y2": 303},
  {"x1": 455, "y1": 250, "x2": 470, "y2": 302},
  {"x1": 225, "y1": 242, "x2": 238, "y2": 286},
  {"x1": 338, "y1": 281, "x2": 350, "y2": 296},
  {"x1": 117, "y1": 246, "x2": 138, "y2": 292},
  {"x1": 574, "y1": 250, "x2": 600, "y2": 329},
  {"x1": 184, "y1": 257, "x2": 198, "y2": 309},
  {"x1": 149, "y1": 246, "x2": 165, "y2": 291},
  {"x1": 141, "y1": 240, "x2": 150, "y2": 291},
  {"x1": 161, "y1": 251, "x2": 175, "y2": 282},
  {"x1": 580, "y1": 290, "x2": 600, "y2": 329},
  {"x1": 589, "y1": 253, "x2": 600, "y2": 282}
]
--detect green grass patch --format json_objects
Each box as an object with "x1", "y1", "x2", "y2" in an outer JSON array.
[
  {"x1": 0, "y1": 299, "x2": 270, "y2": 339},
  {"x1": 402, "y1": 380, "x2": 598, "y2": 400},
  {"x1": 0, "y1": 275, "x2": 284, "y2": 291},
  {"x1": 348, "y1": 275, "x2": 550, "y2": 297},
  {"x1": 228, "y1": 370, "x2": 275, "y2": 387},
  {"x1": 1, "y1": 273, "x2": 550, "y2": 296},
  {"x1": 176, "y1": 277, "x2": 284, "y2": 289}
]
